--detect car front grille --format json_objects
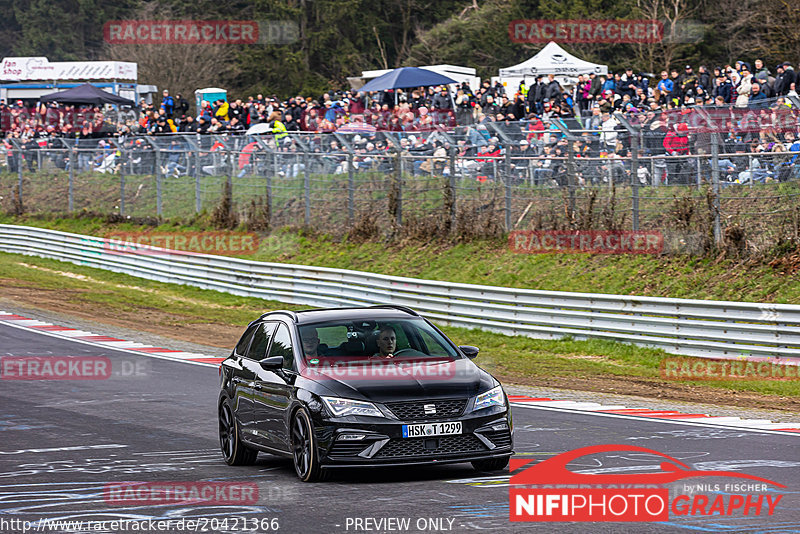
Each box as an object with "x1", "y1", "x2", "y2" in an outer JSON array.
[
  {"x1": 328, "y1": 441, "x2": 370, "y2": 458},
  {"x1": 481, "y1": 428, "x2": 513, "y2": 449},
  {"x1": 374, "y1": 434, "x2": 487, "y2": 459},
  {"x1": 384, "y1": 399, "x2": 467, "y2": 421}
]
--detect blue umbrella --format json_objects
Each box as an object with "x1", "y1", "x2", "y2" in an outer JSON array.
[{"x1": 359, "y1": 67, "x2": 458, "y2": 92}]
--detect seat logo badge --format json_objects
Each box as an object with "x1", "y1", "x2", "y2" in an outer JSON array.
[{"x1": 424, "y1": 404, "x2": 436, "y2": 415}]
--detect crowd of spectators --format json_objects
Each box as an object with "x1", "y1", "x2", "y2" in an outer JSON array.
[{"x1": 2, "y1": 57, "x2": 800, "y2": 185}]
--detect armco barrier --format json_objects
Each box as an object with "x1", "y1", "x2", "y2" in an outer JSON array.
[{"x1": 1, "y1": 224, "x2": 799, "y2": 364}]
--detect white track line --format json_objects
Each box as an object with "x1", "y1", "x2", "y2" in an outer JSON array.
[
  {"x1": 0, "y1": 313, "x2": 220, "y2": 368},
  {"x1": 510, "y1": 403, "x2": 800, "y2": 435}
]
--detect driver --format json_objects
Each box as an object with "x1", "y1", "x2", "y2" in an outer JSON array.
[
  {"x1": 372, "y1": 326, "x2": 397, "y2": 359},
  {"x1": 301, "y1": 327, "x2": 324, "y2": 358}
]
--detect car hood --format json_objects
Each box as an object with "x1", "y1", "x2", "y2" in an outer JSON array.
[{"x1": 299, "y1": 357, "x2": 495, "y2": 403}]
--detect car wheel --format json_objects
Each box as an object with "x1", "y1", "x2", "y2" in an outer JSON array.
[
  {"x1": 291, "y1": 407, "x2": 325, "y2": 482},
  {"x1": 219, "y1": 398, "x2": 258, "y2": 466},
  {"x1": 471, "y1": 457, "x2": 509, "y2": 472}
]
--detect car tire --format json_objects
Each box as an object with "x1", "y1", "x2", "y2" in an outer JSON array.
[
  {"x1": 291, "y1": 407, "x2": 326, "y2": 482},
  {"x1": 471, "y1": 457, "x2": 509, "y2": 472},
  {"x1": 219, "y1": 398, "x2": 258, "y2": 466}
]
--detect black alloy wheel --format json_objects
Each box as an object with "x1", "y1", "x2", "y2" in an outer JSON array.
[
  {"x1": 292, "y1": 408, "x2": 324, "y2": 482},
  {"x1": 219, "y1": 398, "x2": 258, "y2": 466}
]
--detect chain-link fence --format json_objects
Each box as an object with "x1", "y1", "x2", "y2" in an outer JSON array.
[{"x1": 2, "y1": 118, "x2": 799, "y2": 253}]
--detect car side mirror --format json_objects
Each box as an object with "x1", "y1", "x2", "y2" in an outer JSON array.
[
  {"x1": 459, "y1": 345, "x2": 480, "y2": 359},
  {"x1": 260, "y1": 355, "x2": 284, "y2": 370}
]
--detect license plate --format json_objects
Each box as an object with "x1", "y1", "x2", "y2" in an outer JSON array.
[{"x1": 402, "y1": 421, "x2": 462, "y2": 438}]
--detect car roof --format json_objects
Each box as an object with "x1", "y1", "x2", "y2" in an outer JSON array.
[{"x1": 259, "y1": 306, "x2": 419, "y2": 326}]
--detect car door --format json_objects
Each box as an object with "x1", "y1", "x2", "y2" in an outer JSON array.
[
  {"x1": 239, "y1": 321, "x2": 277, "y2": 442},
  {"x1": 225, "y1": 323, "x2": 259, "y2": 440},
  {"x1": 252, "y1": 322, "x2": 297, "y2": 451}
]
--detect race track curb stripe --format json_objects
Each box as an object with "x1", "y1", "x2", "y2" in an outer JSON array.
[
  {"x1": 0, "y1": 310, "x2": 226, "y2": 366},
  {"x1": 2, "y1": 310, "x2": 800, "y2": 434},
  {"x1": 507, "y1": 395, "x2": 800, "y2": 434}
]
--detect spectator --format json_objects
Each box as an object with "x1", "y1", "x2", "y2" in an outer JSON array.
[
  {"x1": 735, "y1": 65, "x2": 753, "y2": 108},
  {"x1": 545, "y1": 74, "x2": 563, "y2": 102},
  {"x1": 749, "y1": 82, "x2": 768, "y2": 108},
  {"x1": 160, "y1": 90, "x2": 175, "y2": 118},
  {"x1": 174, "y1": 93, "x2": 189, "y2": 117},
  {"x1": 432, "y1": 87, "x2": 452, "y2": 110},
  {"x1": 656, "y1": 71, "x2": 673, "y2": 103},
  {"x1": 713, "y1": 74, "x2": 733, "y2": 103},
  {"x1": 754, "y1": 59, "x2": 770, "y2": 84},
  {"x1": 678, "y1": 65, "x2": 698, "y2": 103},
  {"x1": 179, "y1": 115, "x2": 197, "y2": 133}
]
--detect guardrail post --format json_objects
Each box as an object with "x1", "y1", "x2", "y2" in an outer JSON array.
[
  {"x1": 303, "y1": 152, "x2": 310, "y2": 226},
  {"x1": 631, "y1": 132, "x2": 640, "y2": 231},
  {"x1": 68, "y1": 148, "x2": 75, "y2": 213},
  {"x1": 155, "y1": 147, "x2": 162, "y2": 216},
  {"x1": 711, "y1": 132, "x2": 722, "y2": 245},
  {"x1": 119, "y1": 149, "x2": 125, "y2": 216},
  {"x1": 347, "y1": 152, "x2": 354, "y2": 225}
]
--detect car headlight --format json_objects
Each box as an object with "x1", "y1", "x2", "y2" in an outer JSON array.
[
  {"x1": 321, "y1": 396, "x2": 383, "y2": 418},
  {"x1": 473, "y1": 386, "x2": 506, "y2": 411}
]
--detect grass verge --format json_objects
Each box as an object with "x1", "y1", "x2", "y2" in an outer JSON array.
[{"x1": 2, "y1": 212, "x2": 800, "y2": 303}]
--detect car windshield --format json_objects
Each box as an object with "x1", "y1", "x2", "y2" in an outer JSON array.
[{"x1": 298, "y1": 318, "x2": 460, "y2": 363}]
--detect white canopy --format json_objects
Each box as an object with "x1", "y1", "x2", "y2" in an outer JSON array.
[{"x1": 499, "y1": 42, "x2": 608, "y2": 77}]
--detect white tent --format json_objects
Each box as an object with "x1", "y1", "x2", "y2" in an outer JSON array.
[{"x1": 499, "y1": 42, "x2": 608, "y2": 77}]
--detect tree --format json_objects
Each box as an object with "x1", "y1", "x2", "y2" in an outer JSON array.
[
  {"x1": 11, "y1": 0, "x2": 136, "y2": 60},
  {"x1": 104, "y1": 3, "x2": 237, "y2": 111},
  {"x1": 633, "y1": 0, "x2": 701, "y2": 72},
  {"x1": 761, "y1": 0, "x2": 800, "y2": 66}
]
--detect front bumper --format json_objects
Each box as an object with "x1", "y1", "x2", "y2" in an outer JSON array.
[{"x1": 313, "y1": 406, "x2": 513, "y2": 467}]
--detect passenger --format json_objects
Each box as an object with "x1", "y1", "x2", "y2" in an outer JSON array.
[{"x1": 372, "y1": 326, "x2": 396, "y2": 359}]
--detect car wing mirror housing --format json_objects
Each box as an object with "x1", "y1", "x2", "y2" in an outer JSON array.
[
  {"x1": 459, "y1": 345, "x2": 480, "y2": 359},
  {"x1": 260, "y1": 355, "x2": 284, "y2": 370}
]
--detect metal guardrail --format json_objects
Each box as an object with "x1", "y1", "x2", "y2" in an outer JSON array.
[{"x1": 1, "y1": 224, "x2": 799, "y2": 364}]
